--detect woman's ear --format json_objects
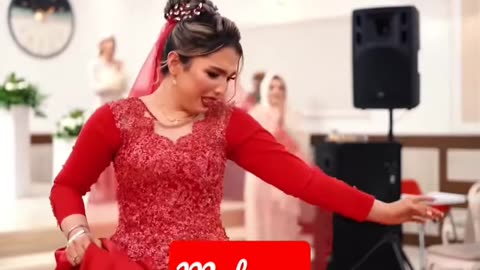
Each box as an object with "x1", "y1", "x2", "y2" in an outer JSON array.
[{"x1": 166, "y1": 51, "x2": 183, "y2": 76}]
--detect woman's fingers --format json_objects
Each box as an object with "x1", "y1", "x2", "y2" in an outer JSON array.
[
  {"x1": 409, "y1": 215, "x2": 428, "y2": 223},
  {"x1": 409, "y1": 200, "x2": 443, "y2": 223},
  {"x1": 411, "y1": 195, "x2": 435, "y2": 203},
  {"x1": 79, "y1": 234, "x2": 93, "y2": 250},
  {"x1": 429, "y1": 208, "x2": 444, "y2": 219},
  {"x1": 66, "y1": 244, "x2": 80, "y2": 266},
  {"x1": 66, "y1": 234, "x2": 92, "y2": 266}
]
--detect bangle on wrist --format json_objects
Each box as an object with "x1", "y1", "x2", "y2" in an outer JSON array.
[
  {"x1": 66, "y1": 224, "x2": 89, "y2": 239},
  {"x1": 67, "y1": 228, "x2": 88, "y2": 244}
]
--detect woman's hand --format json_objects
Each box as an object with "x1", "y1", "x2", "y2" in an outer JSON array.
[
  {"x1": 65, "y1": 230, "x2": 102, "y2": 266},
  {"x1": 367, "y1": 196, "x2": 444, "y2": 225}
]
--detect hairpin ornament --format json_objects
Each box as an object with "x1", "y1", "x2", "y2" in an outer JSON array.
[{"x1": 165, "y1": 2, "x2": 204, "y2": 22}]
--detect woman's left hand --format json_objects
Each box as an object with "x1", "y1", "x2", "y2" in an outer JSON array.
[{"x1": 368, "y1": 196, "x2": 444, "y2": 225}]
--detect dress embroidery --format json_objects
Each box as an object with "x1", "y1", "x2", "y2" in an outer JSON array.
[{"x1": 108, "y1": 97, "x2": 231, "y2": 269}]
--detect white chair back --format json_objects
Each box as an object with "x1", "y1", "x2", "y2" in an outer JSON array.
[{"x1": 467, "y1": 181, "x2": 480, "y2": 242}]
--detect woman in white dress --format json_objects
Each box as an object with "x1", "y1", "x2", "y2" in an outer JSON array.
[
  {"x1": 244, "y1": 73, "x2": 312, "y2": 240},
  {"x1": 87, "y1": 34, "x2": 128, "y2": 204},
  {"x1": 90, "y1": 35, "x2": 128, "y2": 108}
]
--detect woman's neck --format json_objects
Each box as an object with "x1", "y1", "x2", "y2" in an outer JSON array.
[
  {"x1": 149, "y1": 79, "x2": 194, "y2": 119},
  {"x1": 101, "y1": 55, "x2": 114, "y2": 63}
]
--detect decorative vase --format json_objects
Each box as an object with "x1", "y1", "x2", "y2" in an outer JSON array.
[
  {"x1": 0, "y1": 105, "x2": 31, "y2": 203},
  {"x1": 52, "y1": 137, "x2": 77, "y2": 179}
]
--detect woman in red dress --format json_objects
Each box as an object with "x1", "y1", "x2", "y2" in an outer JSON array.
[{"x1": 50, "y1": 0, "x2": 442, "y2": 269}]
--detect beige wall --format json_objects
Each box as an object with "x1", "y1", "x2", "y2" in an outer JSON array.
[{"x1": 461, "y1": 0, "x2": 480, "y2": 122}]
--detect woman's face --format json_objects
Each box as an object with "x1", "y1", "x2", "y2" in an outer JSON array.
[
  {"x1": 268, "y1": 77, "x2": 286, "y2": 108},
  {"x1": 169, "y1": 47, "x2": 240, "y2": 114},
  {"x1": 100, "y1": 38, "x2": 116, "y2": 59}
]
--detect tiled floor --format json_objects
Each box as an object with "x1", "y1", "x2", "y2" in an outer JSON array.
[
  {"x1": 0, "y1": 184, "x2": 425, "y2": 270},
  {"x1": 0, "y1": 192, "x2": 246, "y2": 270},
  {"x1": 404, "y1": 245, "x2": 422, "y2": 269}
]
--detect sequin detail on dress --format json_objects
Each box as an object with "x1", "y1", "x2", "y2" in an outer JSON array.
[{"x1": 108, "y1": 97, "x2": 231, "y2": 269}]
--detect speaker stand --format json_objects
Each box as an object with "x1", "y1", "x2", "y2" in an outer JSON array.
[
  {"x1": 388, "y1": 108, "x2": 394, "y2": 142},
  {"x1": 351, "y1": 233, "x2": 414, "y2": 270}
]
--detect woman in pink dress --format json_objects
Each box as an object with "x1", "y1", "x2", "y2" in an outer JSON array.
[
  {"x1": 222, "y1": 74, "x2": 267, "y2": 201},
  {"x1": 50, "y1": 1, "x2": 443, "y2": 269},
  {"x1": 244, "y1": 73, "x2": 312, "y2": 240},
  {"x1": 222, "y1": 79, "x2": 248, "y2": 200}
]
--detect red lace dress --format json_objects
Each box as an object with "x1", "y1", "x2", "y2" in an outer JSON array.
[{"x1": 50, "y1": 97, "x2": 374, "y2": 270}]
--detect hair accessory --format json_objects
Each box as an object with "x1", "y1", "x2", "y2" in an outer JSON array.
[{"x1": 165, "y1": 2, "x2": 204, "y2": 22}]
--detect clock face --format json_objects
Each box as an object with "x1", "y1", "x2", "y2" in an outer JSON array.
[{"x1": 8, "y1": 0, "x2": 75, "y2": 59}]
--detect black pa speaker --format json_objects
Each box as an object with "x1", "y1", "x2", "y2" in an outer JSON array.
[
  {"x1": 314, "y1": 142, "x2": 405, "y2": 270},
  {"x1": 353, "y1": 6, "x2": 420, "y2": 109}
]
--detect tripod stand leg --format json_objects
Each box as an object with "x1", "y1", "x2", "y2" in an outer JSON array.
[
  {"x1": 351, "y1": 237, "x2": 389, "y2": 270},
  {"x1": 390, "y1": 240, "x2": 417, "y2": 270},
  {"x1": 391, "y1": 242, "x2": 406, "y2": 270},
  {"x1": 418, "y1": 224, "x2": 427, "y2": 270},
  {"x1": 400, "y1": 248, "x2": 415, "y2": 270},
  {"x1": 351, "y1": 233, "x2": 414, "y2": 270}
]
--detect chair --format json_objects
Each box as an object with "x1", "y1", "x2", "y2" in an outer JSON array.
[
  {"x1": 401, "y1": 179, "x2": 456, "y2": 270},
  {"x1": 402, "y1": 180, "x2": 453, "y2": 215},
  {"x1": 426, "y1": 181, "x2": 480, "y2": 270}
]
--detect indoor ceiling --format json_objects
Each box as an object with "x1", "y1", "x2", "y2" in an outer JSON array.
[{"x1": 218, "y1": 0, "x2": 440, "y2": 27}]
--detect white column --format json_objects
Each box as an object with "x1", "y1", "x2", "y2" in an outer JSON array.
[
  {"x1": 52, "y1": 137, "x2": 89, "y2": 204},
  {"x1": 0, "y1": 106, "x2": 31, "y2": 204},
  {"x1": 52, "y1": 137, "x2": 76, "y2": 179}
]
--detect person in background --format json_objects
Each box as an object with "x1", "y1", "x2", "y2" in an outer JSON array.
[
  {"x1": 240, "y1": 71, "x2": 265, "y2": 111},
  {"x1": 222, "y1": 78, "x2": 249, "y2": 200},
  {"x1": 87, "y1": 34, "x2": 128, "y2": 204},
  {"x1": 244, "y1": 73, "x2": 311, "y2": 240},
  {"x1": 90, "y1": 34, "x2": 128, "y2": 108}
]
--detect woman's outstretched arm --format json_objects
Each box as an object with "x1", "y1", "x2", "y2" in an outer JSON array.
[{"x1": 226, "y1": 108, "x2": 442, "y2": 224}]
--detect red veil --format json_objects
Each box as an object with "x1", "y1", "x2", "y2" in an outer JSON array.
[
  {"x1": 130, "y1": 20, "x2": 240, "y2": 102},
  {"x1": 129, "y1": 21, "x2": 177, "y2": 98}
]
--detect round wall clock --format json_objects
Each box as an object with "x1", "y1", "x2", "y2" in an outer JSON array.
[{"x1": 7, "y1": 0, "x2": 75, "y2": 59}]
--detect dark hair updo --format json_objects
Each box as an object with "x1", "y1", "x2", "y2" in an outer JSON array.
[{"x1": 160, "y1": 0, "x2": 243, "y2": 75}]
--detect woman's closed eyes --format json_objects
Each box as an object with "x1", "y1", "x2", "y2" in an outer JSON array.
[{"x1": 206, "y1": 71, "x2": 220, "y2": 79}]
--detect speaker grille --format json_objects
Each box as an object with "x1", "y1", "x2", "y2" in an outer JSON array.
[
  {"x1": 354, "y1": 47, "x2": 418, "y2": 108},
  {"x1": 352, "y1": 6, "x2": 419, "y2": 109}
]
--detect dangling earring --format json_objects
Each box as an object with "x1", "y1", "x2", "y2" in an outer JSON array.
[{"x1": 172, "y1": 78, "x2": 177, "y2": 86}]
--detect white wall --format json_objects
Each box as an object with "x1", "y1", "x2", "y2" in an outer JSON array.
[
  {"x1": 0, "y1": 0, "x2": 166, "y2": 133},
  {"x1": 241, "y1": 0, "x2": 459, "y2": 135},
  {"x1": 0, "y1": 0, "x2": 467, "y2": 135}
]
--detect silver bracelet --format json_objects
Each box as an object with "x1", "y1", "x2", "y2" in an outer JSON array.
[
  {"x1": 66, "y1": 224, "x2": 89, "y2": 239},
  {"x1": 67, "y1": 228, "x2": 88, "y2": 245}
]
